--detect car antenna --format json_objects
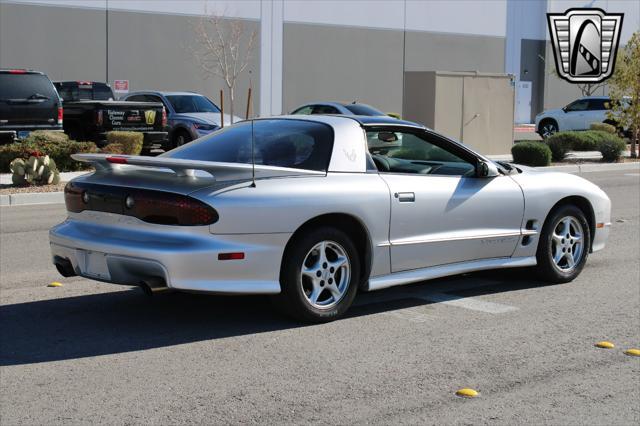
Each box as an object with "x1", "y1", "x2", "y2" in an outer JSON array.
[{"x1": 250, "y1": 119, "x2": 256, "y2": 187}]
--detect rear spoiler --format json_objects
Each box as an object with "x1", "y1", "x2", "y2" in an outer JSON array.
[{"x1": 71, "y1": 153, "x2": 324, "y2": 180}]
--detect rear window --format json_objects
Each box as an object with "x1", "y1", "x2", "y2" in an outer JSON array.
[
  {"x1": 164, "y1": 119, "x2": 334, "y2": 172},
  {"x1": 0, "y1": 73, "x2": 58, "y2": 100},
  {"x1": 54, "y1": 83, "x2": 113, "y2": 101},
  {"x1": 343, "y1": 104, "x2": 385, "y2": 116}
]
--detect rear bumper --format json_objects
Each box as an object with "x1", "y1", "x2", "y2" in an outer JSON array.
[
  {"x1": 142, "y1": 131, "x2": 169, "y2": 149},
  {"x1": 0, "y1": 131, "x2": 16, "y2": 144},
  {"x1": 49, "y1": 212, "x2": 288, "y2": 294}
]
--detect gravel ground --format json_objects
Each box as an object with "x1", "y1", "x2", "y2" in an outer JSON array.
[{"x1": 0, "y1": 182, "x2": 66, "y2": 195}]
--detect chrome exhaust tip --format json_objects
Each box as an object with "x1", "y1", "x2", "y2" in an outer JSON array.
[
  {"x1": 139, "y1": 278, "x2": 170, "y2": 296},
  {"x1": 54, "y1": 256, "x2": 76, "y2": 277}
]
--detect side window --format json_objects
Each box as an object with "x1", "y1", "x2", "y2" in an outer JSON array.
[
  {"x1": 565, "y1": 99, "x2": 589, "y2": 112},
  {"x1": 126, "y1": 95, "x2": 145, "y2": 102},
  {"x1": 312, "y1": 105, "x2": 340, "y2": 114},
  {"x1": 292, "y1": 106, "x2": 313, "y2": 115},
  {"x1": 366, "y1": 129, "x2": 476, "y2": 177},
  {"x1": 588, "y1": 99, "x2": 607, "y2": 110},
  {"x1": 145, "y1": 95, "x2": 168, "y2": 109}
]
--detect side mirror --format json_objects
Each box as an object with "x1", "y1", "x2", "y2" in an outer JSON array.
[
  {"x1": 562, "y1": 107, "x2": 568, "y2": 113},
  {"x1": 477, "y1": 160, "x2": 500, "y2": 178}
]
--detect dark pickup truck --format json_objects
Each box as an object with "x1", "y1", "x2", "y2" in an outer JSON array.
[{"x1": 54, "y1": 81, "x2": 169, "y2": 150}]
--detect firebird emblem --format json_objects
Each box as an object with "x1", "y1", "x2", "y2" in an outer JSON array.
[{"x1": 343, "y1": 149, "x2": 357, "y2": 162}]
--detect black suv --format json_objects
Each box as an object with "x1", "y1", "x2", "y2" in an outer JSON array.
[{"x1": 0, "y1": 69, "x2": 63, "y2": 143}]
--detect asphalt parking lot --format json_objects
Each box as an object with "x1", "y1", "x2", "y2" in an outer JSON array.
[{"x1": 1, "y1": 168, "x2": 638, "y2": 425}]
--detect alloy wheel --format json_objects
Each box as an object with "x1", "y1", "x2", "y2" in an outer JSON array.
[
  {"x1": 550, "y1": 216, "x2": 584, "y2": 272},
  {"x1": 300, "y1": 240, "x2": 351, "y2": 309},
  {"x1": 541, "y1": 123, "x2": 557, "y2": 138}
]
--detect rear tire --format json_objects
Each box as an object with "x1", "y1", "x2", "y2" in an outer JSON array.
[
  {"x1": 274, "y1": 227, "x2": 360, "y2": 323},
  {"x1": 173, "y1": 130, "x2": 192, "y2": 148},
  {"x1": 536, "y1": 205, "x2": 590, "y2": 283}
]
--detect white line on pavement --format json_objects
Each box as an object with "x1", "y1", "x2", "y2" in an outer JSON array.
[
  {"x1": 624, "y1": 173, "x2": 640, "y2": 177},
  {"x1": 416, "y1": 292, "x2": 519, "y2": 314},
  {"x1": 383, "y1": 309, "x2": 433, "y2": 323}
]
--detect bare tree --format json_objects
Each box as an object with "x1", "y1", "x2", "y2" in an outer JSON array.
[
  {"x1": 574, "y1": 82, "x2": 606, "y2": 97},
  {"x1": 191, "y1": 11, "x2": 257, "y2": 123},
  {"x1": 538, "y1": 54, "x2": 606, "y2": 97}
]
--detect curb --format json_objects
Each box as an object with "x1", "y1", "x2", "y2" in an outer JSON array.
[
  {"x1": 0, "y1": 192, "x2": 64, "y2": 206},
  {"x1": 540, "y1": 162, "x2": 640, "y2": 173}
]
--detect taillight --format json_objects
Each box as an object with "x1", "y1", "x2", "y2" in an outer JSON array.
[
  {"x1": 128, "y1": 191, "x2": 217, "y2": 226},
  {"x1": 57, "y1": 106, "x2": 63, "y2": 125},
  {"x1": 63, "y1": 182, "x2": 218, "y2": 226},
  {"x1": 8, "y1": 69, "x2": 26, "y2": 74},
  {"x1": 106, "y1": 156, "x2": 128, "y2": 164},
  {"x1": 64, "y1": 182, "x2": 85, "y2": 213},
  {"x1": 95, "y1": 110, "x2": 103, "y2": 126},
  {"x1": 161, "y1": 107, "x2": 167, "y2": 127}
]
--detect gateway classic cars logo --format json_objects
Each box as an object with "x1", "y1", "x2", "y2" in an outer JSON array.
[
  {"x1": 547, "y1": 8, "x2": 623, "y2": 83},
  {"x1": 144, "y1": 110, "x2": 156, "y2": 125}
]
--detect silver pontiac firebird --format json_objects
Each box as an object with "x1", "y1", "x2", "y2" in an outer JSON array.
[{"x1": 50, "y1": 115, "x2": 611, "y2": 322}]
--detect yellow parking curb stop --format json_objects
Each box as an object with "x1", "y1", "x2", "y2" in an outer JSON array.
[
  {"x1": 623, "y1": 348, "x2": 640, "y2": 357},
  {"x1": 48, "y1": 282, "x2": 63, "y2": 287},
  {"x1": 456, "y1": 388, "x2": 478, "y2": 398},
  {"x1": 595, "y1": 341, "x2": 615, "y2": 349}
]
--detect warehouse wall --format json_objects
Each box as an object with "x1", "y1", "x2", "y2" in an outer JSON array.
[
  {"x1": 404, "y1": 32, "x2": 505, "y2": 73},
  {"x1": 282, "y1": 23, "x2": 404, "y2": 115},
  {"x1": 107, "y1": 10, "x2": 260, "y2": 117},
  {"x1": 0, "y1": 2, "x2": 107, "y2": 82},
  {"x1": 0, "y1": 2, "x2": 260, "y2": 118}
]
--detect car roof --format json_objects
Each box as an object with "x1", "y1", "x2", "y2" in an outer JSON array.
[
  {"x1": 0, "y1": 69, "x2": 45, "y2": 75},
  {"x1": 127, "y1": 91, "x2": 199, "y2": 96},
  {"x1": 274, "y1": 114, "x2": 424, "y2": 129},
  {"x1": 54, "y1": 81, "x2": 110, "y2": 85},
  {"x1": 580, "y1": 96, "x2": 610, "y2": 100}
]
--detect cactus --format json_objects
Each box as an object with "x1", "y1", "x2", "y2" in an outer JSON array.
[{"x1": 10, "y1": 155, "x2": 60, "y2": 186}]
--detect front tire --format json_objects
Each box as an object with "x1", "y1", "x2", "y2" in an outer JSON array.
[
  {"x1": 539, "y1": 119, "x2": 558, "y2": 139},
  {"x1": 274, "y1": 227, "x2": 360, "y2": 322},
  {"x1": 536, "y1": 205, "x2": 590, "y2": 283}
]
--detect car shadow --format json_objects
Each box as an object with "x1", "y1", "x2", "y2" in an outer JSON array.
[{"x1": 1, "y1": 269, "x2": 550, "y2": 366}]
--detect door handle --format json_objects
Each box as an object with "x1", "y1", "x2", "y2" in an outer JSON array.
[{"x1": 395, "y1": 192, "x2": 415, "y2": 202}]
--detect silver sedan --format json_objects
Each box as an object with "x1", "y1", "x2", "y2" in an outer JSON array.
[{"x1": 50, "y1": 115, "x2": 611, "y2": 322}]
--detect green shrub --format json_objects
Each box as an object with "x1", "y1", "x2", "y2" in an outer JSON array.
[
  {"x1": 597, "y1": 135, "x2": 627, "y2": 162},
  {"x1": 544, "y1": 130, "x2": 627, "y2": 163},
  {"x1": 106, "y1": 131, "x2": 143, "y2": 155},
  {"x1": 545, "y1": 130, "x2": 615, "y2": 160},
  {"x1": 545, "y1": 133, "x2": 574, "y2": 161},
  {"x1": 23, "y1": 130, "x2": 69, "y2": 144},
  {"x1": 0, "y1": 137, "x2": 98, "y2": 173},
  {"x1": 590, "y1": 122, "x2": 617, "y2": 134},
  {"x1": 100, "y1": 143, "x2": 125, "y2": 154},
  {"x1": 511, "y1": 142, "x2": 552, "y2": 166}
]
